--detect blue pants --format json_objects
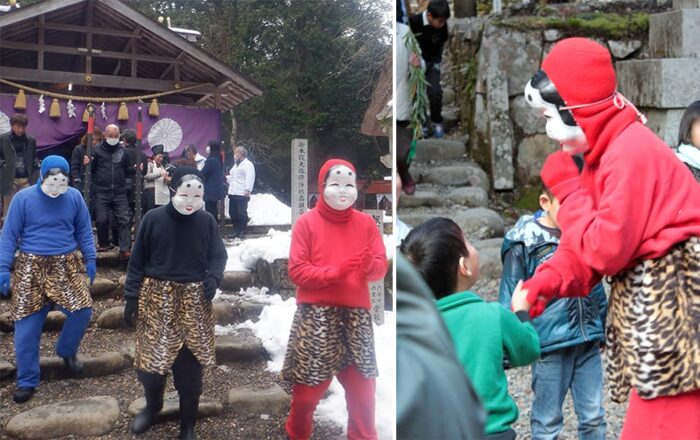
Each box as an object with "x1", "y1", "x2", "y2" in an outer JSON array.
[
  {"x1": 14, "y1": 304, "x2": 92, "y2": 388},
  {"x1": 530, "y1": 341, "x2": 606, "y2": 440}
]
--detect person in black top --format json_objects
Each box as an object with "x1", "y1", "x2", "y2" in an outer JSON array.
[
  {"x1": 409, "y1": 0, "x2": 450, "y2": 138},
  {"x1": 123, "y1": 166, "x2": 227, "y2": 440},
  {"x1": 91, "y1": 124, "x2": 135, "y2": 259},
  {"x1": 0, "y1": 113, "x2": 39, "y2": 223},
  {"x1": 201, "y1": 140, "x2": 225, "y2": 222}
]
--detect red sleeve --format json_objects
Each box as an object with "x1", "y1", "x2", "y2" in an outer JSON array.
[
  {"x1": 365, "y1": 217, "x2": 388, "y2": 282},
  {"x1": 524, "y1": 147, "x2": 652, "y2": 303},
  {"x1": 287, "y1": 217, "x2": 339, "y2": 289}
]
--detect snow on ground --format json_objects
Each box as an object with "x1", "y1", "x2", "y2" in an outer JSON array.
[
  {"x1": 226, "y1": 231, "x2": 395, "y2": 272},
  {"x1": 225, "y1": 229, "x2": 292, "y2": 272},
  {"x1": 221, "y1": 289, "x2": 395, "y2": 439},
  {"x1": 224, "y1": 194, "x2": 292, "y2": 225}
]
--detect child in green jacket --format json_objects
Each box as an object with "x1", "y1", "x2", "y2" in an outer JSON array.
[{"x1": 401, "y1": 217, "x2": 541, "y2": 439}]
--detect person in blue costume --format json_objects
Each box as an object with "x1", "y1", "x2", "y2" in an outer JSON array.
[{"x1": 0, "y1": 155, "x2": 96, "y2": 404}]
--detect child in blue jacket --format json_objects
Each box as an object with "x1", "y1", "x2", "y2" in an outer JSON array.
[{"x1": 499, "y1": 185, "x2": 608, "y2": 440}]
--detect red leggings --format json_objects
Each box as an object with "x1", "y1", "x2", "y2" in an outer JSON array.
[
  {"x1": 621, "y1": 389, "x2": 700, "y2": 440},
  {"x1": 285, "y1": 365, "x2": 376, "y2": 440}
]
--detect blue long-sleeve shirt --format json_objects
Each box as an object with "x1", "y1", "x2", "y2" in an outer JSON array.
[{"x1": 0, "y1": 185, "x2": 95, "y2": 271}]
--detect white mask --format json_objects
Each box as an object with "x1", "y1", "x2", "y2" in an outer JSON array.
[
  {"x1": 323, "y1": 165, "x2": 357, "y2": 211},
  {"x1": 106, "y1": 137, "x2": 119, "y2": 146},
  {"x1": 524, "y1": 81, "x2": 589, "y2": 155},
  {"x1": 171, "y1": 176, "x2": 204, "y2": 215},
  {"x1": 41, "y1": 171, "x2": 69, "y2": 198},
  {"x1": 205, "y1": 146, "x2": 211, "y2": 155}
]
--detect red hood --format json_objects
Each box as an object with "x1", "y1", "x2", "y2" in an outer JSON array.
[
  {"x1": 541, "y1": 38, "x2": 640, "y2": 166},
  {"x1": 316, "y1": 158, "x2": 357, "y2": 222}
]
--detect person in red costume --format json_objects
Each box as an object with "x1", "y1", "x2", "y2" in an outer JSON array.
[
  {"x1": 510, "y1": 37, "x2": 700, "y2": 439},
  {"x1": 282, "y1": 159, "x2": 388, "y2": 440}
]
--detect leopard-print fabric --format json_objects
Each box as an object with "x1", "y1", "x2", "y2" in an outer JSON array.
[
  {"x1": 134, "y1": 277, "x2": 215, "y2": 375},
  {"x1": 12, "y1": 251, "x2": 91, "y2": 321},
  {"x1": 281, "y1": 304, "x2": 378, "y2": 386},
  {"x1": 607, "y1": 237, "x2": 700, "y2": 403}
]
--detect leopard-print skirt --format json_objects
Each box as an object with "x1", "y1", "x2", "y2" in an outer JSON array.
[
  {"x1": 281, "y1": 304, "x2": 378, "y2": 386},
  {"x1": 607, "y1": 237, "x2": 700, "y2": 403},
  {"x1": 134, "y1": 277, "x2": 215, "y2": 375},
  {"x1": 12, "y1": 251, "x2": 91, "y2": 321}
]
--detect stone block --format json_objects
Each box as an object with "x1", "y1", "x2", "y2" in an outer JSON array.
[
  {"x1": 89, "y1": 278, "x2": 117, "y2": 299},
  {"x1": 0, "y1": 360, "x2": 16, "y2": 380},
  {"x1": 486, "y1": 59, "x2": 515, "y2": 190},
  {"x1": 674, "y1": 0, "x2": 700, "y2": 9},
  {"x1": 452, "y1": 208, "x2": 505, "y2": 240},
  {"x1": 650, "y1": 9, "x2": 700, "y2": 58},
  {"x1": 400, "y1": 190, "x2": 445, "y2": 208},
  {"x1": 617, "y1": 58, "x2": 700, "y2": 108},
  {"x1": 227, "y1": 384, "x2": 289, "y2": 416},
  {"x1": 510, "y1": 95, "x2": 546, "y2": 135},
  {"x1": 422, "y1": 164, "x2": 490, "y2": 193},
  {"x1": 40, "y1": 352, "x2": 131, "y2": 380},
  {"x1": 517, "y1": 135, "x2": 559, "y2": 183},
  {"x1": 215, "y1": 335, "x2": 266, "y2": 363},
  {"x1": 608, "y1": 40, "x2": 642, "y2": 60},
  {"x1": 4, "y1": 396, "x2": 120, "y2": 438},
  {"x1": 0, "y1": 311, "x2": 69, "y2": 333},
  {"x1": 127, "y1": 392, "x2": 223, "y2": 420},
  {"x1": 640, "y1": 108, "x2": 686, "y2": 146},
  {"x1": 96, "y1": 306, "x2": 127, "y2": 329},
  {"x1": 446, "y1": 187, "x2": 489, "y2": 207},
  {"x1": 221, "y1": 271, "x2": 253, "y2": 291}
]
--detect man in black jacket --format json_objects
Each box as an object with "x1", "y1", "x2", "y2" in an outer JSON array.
[
  {"x1": 91, "y1": 124, "x2": 134, "y2": 259},
  {"x1": 0, "y1": 113, "x2": 39, "y2": 223},
  {"x1": 409, "y1": 0, "x2": 450, "y2": 138}
]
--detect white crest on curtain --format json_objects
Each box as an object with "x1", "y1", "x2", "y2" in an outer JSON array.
[
  {"x1": 147, "y1": 118, "x2": 183, "y2": 152},
  {"x1": 38, "y1": 95, "x2": 46, "y2": 114},
  {"x1": 100, "y1": 102, "x2": 108, "y2": 120}
]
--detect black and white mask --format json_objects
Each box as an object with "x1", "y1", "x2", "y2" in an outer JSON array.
[
  {"x1": 40, "y1": 169, "x2": 69, "y2": 198},
  {"x1": 524, "y1": 70, "x2": 588, "y2": 154},
  {"x1": 171, "y1": 175, "x2": 204, "y2": 215}
]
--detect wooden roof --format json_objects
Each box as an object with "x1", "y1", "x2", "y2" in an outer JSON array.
[{"x1": 0, "y1": 0, "x2": 262, "y2": 110}]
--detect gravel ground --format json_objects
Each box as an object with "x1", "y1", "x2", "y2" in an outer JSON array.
[{"x1": 0, "y1": 266, "x2": 344, "y2": 440}]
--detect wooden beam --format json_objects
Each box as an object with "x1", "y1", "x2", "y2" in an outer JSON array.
[
  {"x1": 159, "y1": 52, "x2": 186, "y2": 79},
  {"x1": 0, "y1": 66, "x2": 229, "y2": 95},
  {"x1": 85, "y1": 0, "x2": 94, "y2": 75},
  {"x1": 0, "y1": 0, "x2": 85, "y2": 28},
  {"x1": 0, "y1": 40, "x2": 178, "y2": 64},
  {"x1": 37, "y1": 22, "x2": 139, "y2": 38}
]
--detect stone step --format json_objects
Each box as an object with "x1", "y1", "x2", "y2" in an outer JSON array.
[
  {"x1": 215, "y1": 335, "x2": 267, "y2": 363},
  {"x1": 399, "y1": 207, "x2": 505, "y2": 240},
  {"x1": 413, "y1": 139, "x2": 466, "y2": 163},
  {"x1": 400, "y1": 186, "x2": 488, "y2": 209},
  {"x1": 90, "y1": 278, "x2": 118, "y2": 299},
  {"x1": 227, "y1": 384, "x2": 290, "y2": 416},
  {"x1": 650, "y1": 9, "x2": 700, "y2": 58},
  {"x1": 39, "y1": 351, "x2": 132, "y2": 381},
  {"x1": 0, "y1": 310, "x2": 69, "y2": 333},
  {"x1": 127, "y1": 392, "x2": 224, "y2": 421},
  {"x1": 221, "y1": 271, "x2": 254, "y2": 291},
  {"x1": 4, "y1": 396, "x2": 120, "y2": 439},
  {"x1": 413, "y1": 163, "x2": 490, "y2": 193},
  {"x1": 617, "y1": 58, "x2": 700, "y2": 108},
  {"x1": 1, "y1": 360, "x2": 16, "y2": 379}
]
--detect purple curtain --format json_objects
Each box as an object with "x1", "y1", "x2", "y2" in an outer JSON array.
[{"x1": 0, "y1": 93, "x2": 222, "y2": 157}]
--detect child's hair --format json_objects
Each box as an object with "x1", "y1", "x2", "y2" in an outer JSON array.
[
  {"x1": 678, "y1": 100, "x2": 700, "y2": 147},
  {"x1": 400, "y1": 217, "x2": 468, "y2": 300},
  {"x1": 427, "y1": 0, "x2": 451, "y2": 19}
]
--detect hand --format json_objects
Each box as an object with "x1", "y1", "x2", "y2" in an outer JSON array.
[
  {"x1": 0, "y1": 272, "x2": 10, "y2": 297},
  {"x1": 123, "y1": 297, "x2": 138, "y2": 327},
  {"x1": 83, "y1": 156, "x2": 90, "y2": 166},
  {"x1": 360, "y1": 248, "x2": 374, "y2": 278},
  {"x1": 86, "y1": 261, "x2": 96, "y2": 285},
  {"x1": 540, "y1": 151, "x2": 580, "y2": 201},
  {"x1": 244, "y1": 190, "x2": 251, "y2": 198},
  {"x1": 511, "y1": 280, "x2": 532, "y2": 313},
  {"x1": 409, "y1": 53, "x2": 420, "y2": 68},
  {"x1": 334, "y1": 255, "x2": 362, "y2": 280},
  {"x1": 161, "y1": 170, "x2": 168, "y2": 178},
  {"x1": 203, "y1": 277, "x2": 218, "y2": 302}
]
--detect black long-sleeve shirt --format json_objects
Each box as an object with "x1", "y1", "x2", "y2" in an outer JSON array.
[
  {"x1": 124, "y1": 203, "x2": 228, "y2": 298},
  {"x1": 409, "y1": 12, "x2": 449, "y2": 64}
]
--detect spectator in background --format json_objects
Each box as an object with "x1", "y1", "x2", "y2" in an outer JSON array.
[
  {"x1": 70, "y1": 127, "x2": 104, "y2": 193},
  {"x1": 0, "y1": 113, "x2": 39, "y2": 223},
  {"x1": 143, "y1": 144, "x2": 169, "y2": 213},
  {"x1": 227, "y1": 146, "x2": 255, "y2": 239},
  {"x1": 186, "y1": 144, "x2": 206, "y2": 171},
  {"x1": 409, "y1": 0, "x2": 450, "y2": 138},
  {"x1": 201, "y1": 140, "x2": 225, "y2": 222},
  {"x1": 675, "y1": 100, "x2": 700, "y2": 181},
  {"x1": 396, "y1": 20, "x2": 421, "y2": 195},
  {"x1": 91, "y1": 124, "x2": 134, "y2": 260}
]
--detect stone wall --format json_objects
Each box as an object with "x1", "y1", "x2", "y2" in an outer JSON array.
[{"x1": 444, "y1": 2, "x2": 678, "y2": 190}]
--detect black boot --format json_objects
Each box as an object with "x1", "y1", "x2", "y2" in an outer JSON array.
[
  {"x1": 62, "y1": 355, "x2": 84, "y2": 376},
  {"x1": 131, "y1": 373, "x2": 166, "y2": 435},
  {"x1": 178, "y1": 395, "x2": 199, "y2": 440}
]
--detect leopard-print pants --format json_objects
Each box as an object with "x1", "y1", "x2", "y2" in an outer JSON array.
[
  {"x1": 607, "y1": 237, "x2": 700, "y2": 402},
  {"x1": 12, "y1": 251, "x2": 91, "y2": 321},
  {"x1": 134, "y1": 277, "x2": 215, "y2": 375},
  {"x1": 282, "y1": 304, "x2": 378, "y2": 386}
]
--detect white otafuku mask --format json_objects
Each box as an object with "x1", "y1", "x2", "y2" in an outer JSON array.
[
  {"x1": 171, "y1": 175, "x2": 204, "y2": 215},
  {"x1": 41, "y1": 169, "x2": 69, "y2": 198},
  {"x1": 524, "y1": 80, "x2": 589, "y2": 155},
  {"x1": 323, "y1": 165, "x2": 358, "y2": 211}
]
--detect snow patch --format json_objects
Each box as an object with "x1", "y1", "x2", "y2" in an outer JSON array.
[
  {"x1": 225, "y1": 229, "x2": 292, "y2": 272},
  {"x1": 224, "y1": 193, "x2": 292, "y2": 225}
]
